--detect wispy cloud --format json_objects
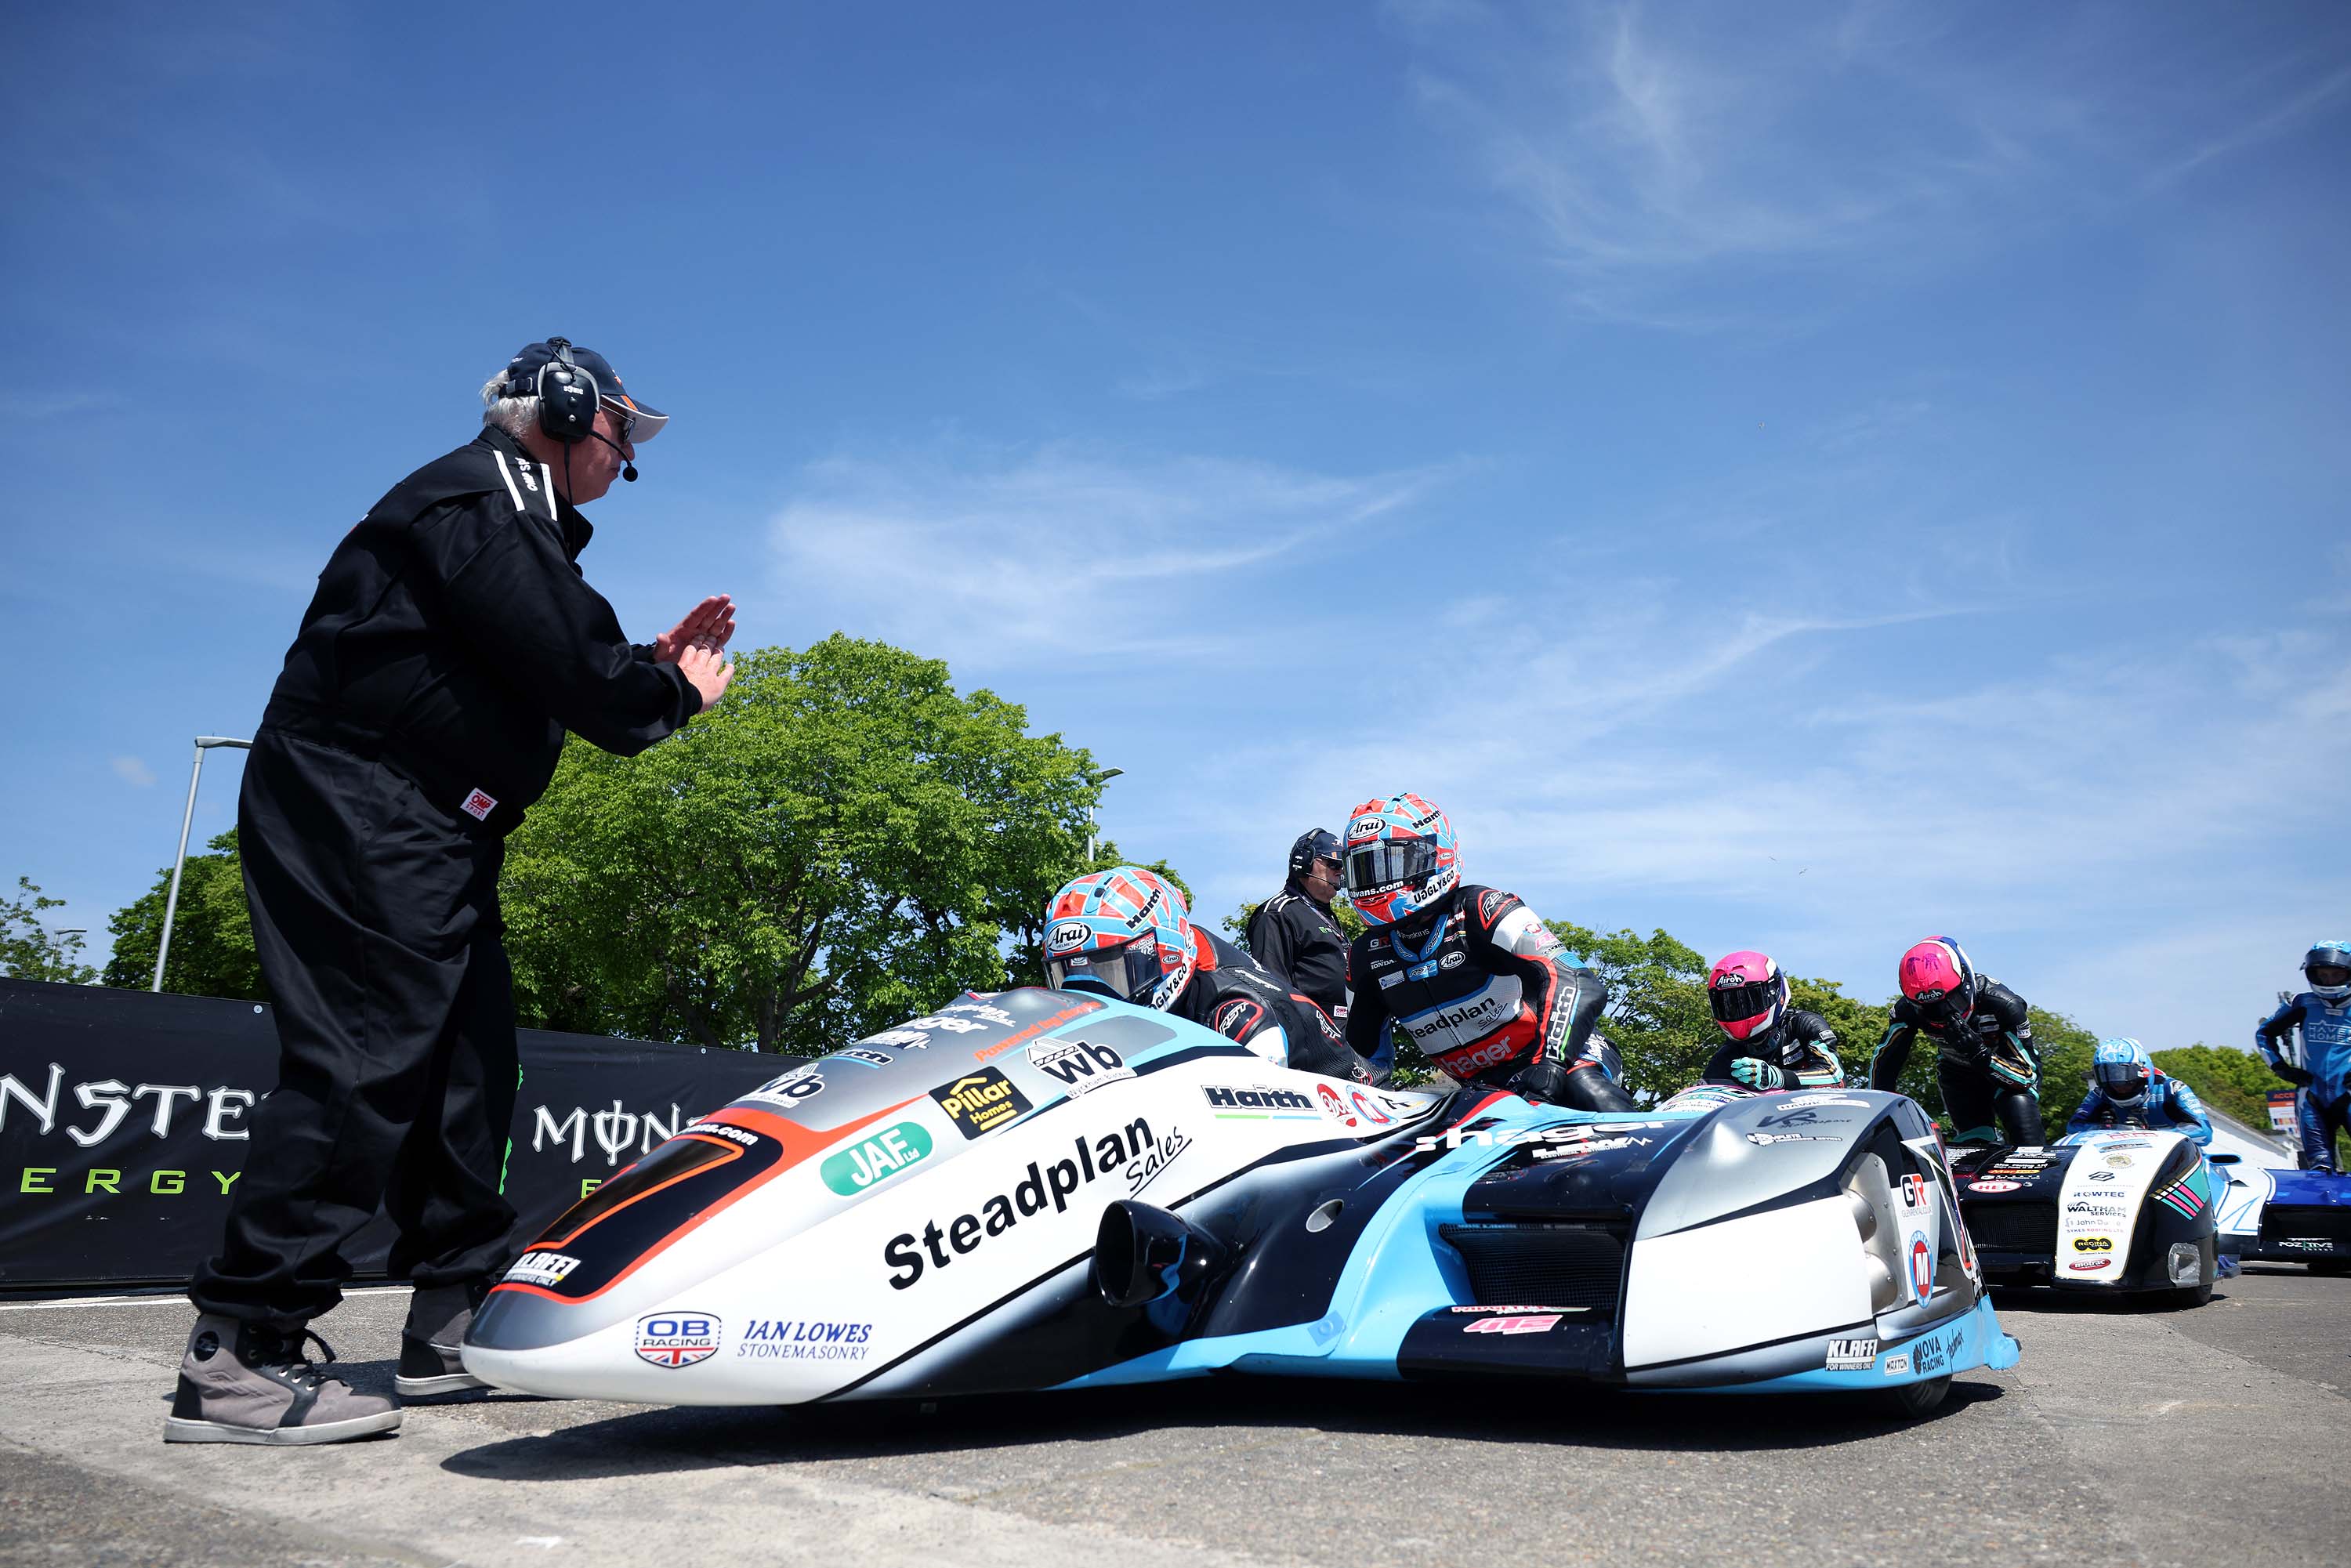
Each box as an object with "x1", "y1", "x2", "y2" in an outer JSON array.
[
  {"x1": 770, "y1": 442, "x2": 1449, "y2": 666},
  {"x1": 109, "y1": 755, "x2": 155, "y2": 788},
  {"x1": 1389, "y1": 1, "x2": 2351, "y2": 325}
]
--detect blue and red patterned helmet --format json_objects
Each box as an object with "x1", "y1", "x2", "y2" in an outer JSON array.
[
  {"x1": 1041, "y1": 866, "x2": 1197, "y2": 1010},
  {"x1": 1340, "y1": 793, "x2": 1460, "y2": 925}
]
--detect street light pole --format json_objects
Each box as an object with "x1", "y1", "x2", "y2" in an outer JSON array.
[
  {"x1": 153, "y1": 736, "x2": 252, "y2": 993},
  {"x1": 1086, "y1": 766, "x2": 1125, "y2": 864}
]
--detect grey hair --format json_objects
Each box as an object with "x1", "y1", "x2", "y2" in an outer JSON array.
[{"x1": 480, "y1": 371, "x2": 539, "y2": 441}]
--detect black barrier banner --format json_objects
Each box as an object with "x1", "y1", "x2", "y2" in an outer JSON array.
[{"x1": 0, "y1": 977, "x2": 792, "y2": 1290}]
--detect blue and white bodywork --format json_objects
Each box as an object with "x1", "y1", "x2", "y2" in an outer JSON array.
[{"x1": 465, "y1": 987, "x2": 2017, "y2": 1416}]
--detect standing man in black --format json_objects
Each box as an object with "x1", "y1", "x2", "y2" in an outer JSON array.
[
  {"x1": 165, "y1": 339, "x2": 737, "y2": 1446},
  {"x1": 1247, "y1": 830, "x2": 1364, "y2": 1068}
]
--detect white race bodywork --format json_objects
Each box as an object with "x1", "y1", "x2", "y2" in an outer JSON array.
[{"x1": 2052, "y1": 1128, "x2": 2193, "y2": 1287}]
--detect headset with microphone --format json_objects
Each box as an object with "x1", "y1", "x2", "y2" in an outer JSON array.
[{"x1": 523, "y1": 337, "x2": 637, "y2": 486}]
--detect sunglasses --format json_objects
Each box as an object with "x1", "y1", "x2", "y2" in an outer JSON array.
[{"x1": 603, "y1": 405, "x2": 636, "y2": 445}]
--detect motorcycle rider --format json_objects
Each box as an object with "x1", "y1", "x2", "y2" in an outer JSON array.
[
  {"x1": 2065, "y1": 1037, "x2": 2212, "y2": 1146},
  {"x1": 1338, "y1": 793, "x2": 1635, "y2": 1111},
  {"x1": 2256, "y1": 940, "x2": 2351, "y2": 1173},
  {"x1": 1867, "y1": 936, "x2": 2043, "y2": 1145},
  {"x1": 1042, "y1": 866, "x2": 1366, "y2": 1082},
  {"x1": 1698, "y1": 951, "x2": 1844, "y2": 1092}
]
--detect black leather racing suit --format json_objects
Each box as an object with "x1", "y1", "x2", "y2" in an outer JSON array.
[
  {"x1": 1867, "y1": 980, "x2": 2043, "y2": 1144},
  {"x1": 1343, "y1": 886, "x2": 1633, "y2": 1110},
  {"x1": 1698, "y1": 1010, "x2": 1845, "y2": 1092},
  {"x1": 1173, "y1": 929, "x2": 1367, "y2": 1084}
]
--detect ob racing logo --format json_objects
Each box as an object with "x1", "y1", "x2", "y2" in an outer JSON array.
[
  {"x1": 633, "y1": 1312, "x2": 721, "y2": 1368},
  {"x1": 884, "y1": 1118, "x2": 1155, "y2": 1289}
]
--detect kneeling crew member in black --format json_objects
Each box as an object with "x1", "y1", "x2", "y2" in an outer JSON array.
[
  {"x1": 1338, "y1": 793, "x2": 1634, "y2": 1111},
  {"x1": 168, "y1": 339, "x2": 737, "y2": 1447}
]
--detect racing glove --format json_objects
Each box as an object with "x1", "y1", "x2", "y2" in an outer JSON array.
[
  {"x1": 1730, "y1": 1058, "x2": 1784, "y2": 1091},
  {"x1": 1512, "y1": 1059, "x2": 1571, "y2": 1104},
  {"x1": 2273, "y1": 1061, "x2": 2314, "y2": 1087}
]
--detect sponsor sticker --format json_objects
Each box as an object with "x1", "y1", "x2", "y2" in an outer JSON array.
[
  {"x1": 634, "y1": 1312, "x2": 722, "y2": 1367},
  {"x1": 1968, "y1": 1179, "x2": 2022, "y2": 1193},
  {"x1": 2088, "y1": 1170, "x2": 2118, "y2": 1182},
  {"x1": 1202, "y1": 1084, "x2": 1318, "y2": 1119},
  {"x1": 1900, "y1": 1173, "x2": 1929, "y2": 1208},
  {"x1": 830, "y1": 1048, "x2": 895, "y2": 1070},
  {"x1": 1462, "y1": 1314, "x2": 1561, "y2": 1335},
  {"x1": 2071, "y1": 1236, "x2": 2114, "y2": 1252},
  {"x1": 1047, "y1": 921, "x2": 1092, "y2": 953},
  {"x1": 1826, "y1": 1336, "x2": 1878, "y2": 1371},
  {"x1": 1447, "y1": 1305, "x2": 1581, "y2": 1314},
  {"x1": 883, "y1": 1120, "x2": 1157, "y2": 1288},
  {"x1": 1440, "y1": 951, "x2": 1465, "y2": 969},
  {"x1": 742, "y1": 1065, "x2": 825, "y2": 1110},
  {"x1": 2105, "y1": 1154, "x2": 2135, "y2": 1168},
  {"x1": 1882, "y1": 1353, "x2": 1911, "y2": 1376},
  {"x1": 503, "y1": 1250, "x2": 581, "y2": 1287},
  {"x1": 460, "y1": 788, "x2": 498, "y2": 822},
  {"x1": 1784, "y1": 1095, "x2": 1871, "y2": 1110},
  {"x1": 1908, "y1": 1233, "x2": 1934, "y2": 1301},
  {"x1": 681, "y1": 1120, "x2": 759, "y2": 1147},
  {"x1": 1121, "y1": 1124, "x2": 1191, "y2": 1197},
  {"x1": 930, "y1": 1067, "x2": 1031, "y2": 1139},
  {"x1": 820, "y1": 1121, "x2": 936, "y2": 1196},
  {"x1": 1028, "y1": 1038, "x2": 1135, "y2": 1098},
  {"x1": 1748, "y1": 1131, "x2": 1832, "y2": 1146},
  {"x1": 736, "y1": 1320, "x2": 873, "y2": 1362},
  {"x1": 2067, "y1": 1258, "x2": 2112, "y2": 1273}
]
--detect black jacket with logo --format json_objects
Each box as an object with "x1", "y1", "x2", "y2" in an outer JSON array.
[
  {"x1": 1244, "y1": 882, "x2": 1350, "y2": 1019},
  {"x1": 1174, "y1": 929, "x2": 1367, "y2": 1083},
  {"x1": 259, "y1": 427, "x2": 699, "y2": 834},
  {"x1": 1867, "y1": 980, "x2": 2039, "y2": 1092}
]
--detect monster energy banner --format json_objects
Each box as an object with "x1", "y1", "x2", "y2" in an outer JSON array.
[{"x1": 0, "y1": 978, "x2": 791, "y2": 1290}]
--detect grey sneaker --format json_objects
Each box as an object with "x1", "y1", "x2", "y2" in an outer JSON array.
[
  {"x1": 164, "y1": 1315, "x2": 401, "y2": 1446},
  {"x1": 394, "y1": 1282, "x2": 489, "y2": 1401}
]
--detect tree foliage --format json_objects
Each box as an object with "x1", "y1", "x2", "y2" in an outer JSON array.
[
  {"x1": 97, "y1": 834, "x2": 263, "y2": 999},
  {"x1": 2, "y1": 876, "x2": 97, "y2": 986},
  {"x1": 501, "y1": 636, "x2": 1133, "y2": 1054}
]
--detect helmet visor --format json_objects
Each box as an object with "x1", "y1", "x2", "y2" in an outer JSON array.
[
  {"x1": 1044, "y1": 931, "x2": 1165, "y2": 1003},
  {"x1": 1708, "y1": 979, "x2": 1779, "y2": 1025},
  {"x1": 2093, "y1": 1060, "x2": 2148, "y2": 1100},
  {"x1": 1344, "y1": 839, "x2": 1436, "y2": 896},
  {"x1": 2307, "y1": 963, "x2": 2350, "y2": 990}
]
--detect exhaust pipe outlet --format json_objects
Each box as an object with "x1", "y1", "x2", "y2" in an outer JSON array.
[{"x1": 1094, "y1": 1200, "x2": 1230, "y2": 1309}]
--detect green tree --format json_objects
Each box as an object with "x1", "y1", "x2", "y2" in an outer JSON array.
[
  {"x1": 2, "y1": 876, "x2": 97, "y2": 985},
  {"x1": 99, "y1": 833, "x2": 263, "y2": 999},
  {"x1": 501, "y1": 636, "x2": 1139, "y2": 1054}
]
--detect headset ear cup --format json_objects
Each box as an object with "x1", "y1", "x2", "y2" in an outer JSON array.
[{"x1": 536, "y1": 365, "x2": 595, "y2": 444}]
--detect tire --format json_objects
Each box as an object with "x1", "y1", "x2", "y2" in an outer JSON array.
[{"x1": 1882, "y1": 1374, "x2": 1951, "y2": 1419}]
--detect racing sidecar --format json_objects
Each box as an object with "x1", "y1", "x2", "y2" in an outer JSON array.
[
  {"x1": 465, "y1": 987, "x2": 2017, "y2": 1416},
  {"x1": 1951, "y1": 1128, "x2": 2220, "y2": 1303},
  {"x1": 2215, "y1": 1164, "x2": 2351, "y2": 1272}
]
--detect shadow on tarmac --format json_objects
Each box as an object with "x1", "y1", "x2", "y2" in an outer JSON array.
[{"x1": 438, "y1": 1371, "x2": 2005, "y2": 1482}]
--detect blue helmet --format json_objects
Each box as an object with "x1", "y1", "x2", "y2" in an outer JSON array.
[
  {"x1": 2092, "y1": 1037, "x2": 2152, "y2": 1108},
  {"x1": 2303, "y1": 940, "x2": 2351, "y2": 1001}
]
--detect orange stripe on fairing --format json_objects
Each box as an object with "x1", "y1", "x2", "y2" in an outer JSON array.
[
  {"x1": 969, "y1": 999, "x2": 1106, "y2": 1062},
  {"x1": 534, "y1": 1133, "x2": 744, "y2": 1248},
  {"x1": 487, "y1": 1096, "x2": 927, "y2": 1307}
]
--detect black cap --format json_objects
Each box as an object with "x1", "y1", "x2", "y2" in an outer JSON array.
[
  {"x1": 1288, "y1": 828, "x2": 1342, "y2": 876},
  {"x1": 502, "y1": 339, "x2": 667, "y2": 442}
]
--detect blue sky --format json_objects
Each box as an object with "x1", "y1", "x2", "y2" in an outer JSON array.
[{"x1": 4, "y1": 2, "x2": 2345, "y2": 1053}]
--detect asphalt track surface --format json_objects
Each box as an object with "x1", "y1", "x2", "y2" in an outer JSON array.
[{"x1": 1, "y1": 1268, "x2": 2345, "y2": 1568}]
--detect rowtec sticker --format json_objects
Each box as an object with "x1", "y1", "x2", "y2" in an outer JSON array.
[{"x1": 1968, "y1": 1179, "x2": 2022, "y2": 1193}]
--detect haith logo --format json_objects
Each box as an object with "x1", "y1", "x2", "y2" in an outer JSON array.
[{"x1": 929, "y1": 1067, "x2": 1031, "y2": 1139}]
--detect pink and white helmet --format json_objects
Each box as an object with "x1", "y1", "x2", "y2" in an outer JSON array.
[
  {"x1": 1897, "y1": 936, "x2": 1977, "y2": 1019},
  {"x1": 1707, "y1": 951, "x2": 1788, "y2": 1042}
]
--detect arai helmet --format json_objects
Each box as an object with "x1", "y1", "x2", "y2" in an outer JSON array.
[
  {"x1": 2092, "y1": 1037, "x2": 2153, "y2": 1108},
  {"x1": 1898, "y1": 936, "x2": 1978, "y2": 1021},
  {"x1": 1041, "y1": 866, "x2": 1197, "y2": 1010},
  {"x1": 2303, "y1": 940, "x2": 2351, "y2": 1001},
  {"x1": 1708, "y1": 951, "x2": 1789, "y2": 1043},
  {"x1": 1340, "y1": 793, "x2": 1460, "y2": 925}
]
